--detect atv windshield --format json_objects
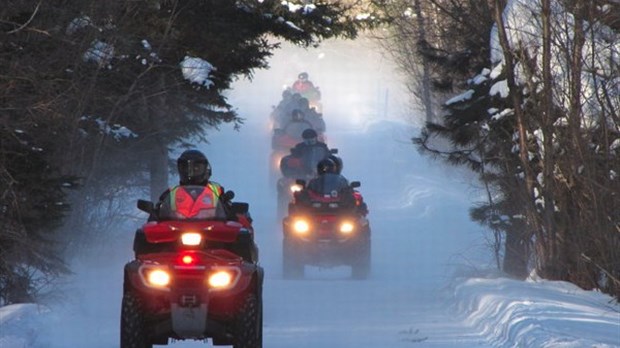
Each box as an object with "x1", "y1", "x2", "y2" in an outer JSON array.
[
  {"x1": 300, "y1": 146, "x2": 330, "y2": 175},
  {"x1": 157, "y1": 185, "x2": 228, "y2": 221},
  {"x1": 284, "y1": 120, "x2": 314, "y2": 139},
  {"x1": 307, "y1": 174, "x2": 350, "y2": 196}
]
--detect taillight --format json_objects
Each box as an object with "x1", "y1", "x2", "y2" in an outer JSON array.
[{"x1": 178, "y1": 253, "x2": 199, "y2": 266}]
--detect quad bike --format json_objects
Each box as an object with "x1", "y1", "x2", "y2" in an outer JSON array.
[
  {"x1": 121, "y1": 187, "x2": 263, "y2": 348},
  {"x1": 282, "y1": 179, "x2": 370, "y2": 280},
  {"x1": 269, "y1": 125, "x2": 326, "y2": 182},
  {"x1": 276, "y1": 148, "x2": 337, "y2": 219}
]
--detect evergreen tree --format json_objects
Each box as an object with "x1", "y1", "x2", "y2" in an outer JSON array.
[{"x1": 0, "y1": 0, "x2": 379, "y2": 302}]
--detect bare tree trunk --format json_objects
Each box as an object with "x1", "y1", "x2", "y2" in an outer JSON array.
[
  {"x1": 539, "y1": 0, "x2": 564, "y2": 279},
  {"x1": 503, "y1": 229, "x2": 529, "y2": 278},
  {"x1": 149, "y1": 77, "x2": 170, "y2": 202},
  {"x1": 493, "y1": 0, "x2": 542, "y2": 266},
  {"x1": 415, "y1": 0, "x2": 434, "y2": 122},
  {"x1": 565, "y1": 0, "x2": 593, "y2": 288}
]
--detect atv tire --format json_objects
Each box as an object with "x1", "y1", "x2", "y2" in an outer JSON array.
[
  {"x1": 120, "y1": 292, "x2": 152, "y2": 348},
  {"x1": 282, "y1": 239, "x2": 303, "y2": 279},
  {"x1": 233, "y1": 294, "x2": 262, "y2": 348}
]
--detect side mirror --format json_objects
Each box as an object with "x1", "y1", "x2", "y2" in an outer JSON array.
[
  {"x1": 223, "y1": 190, "x2": 235, "y2": 201},
  {"x1": 350, "y1": 181, "x2": 361, "y2": 188},
  {"x1": 330, "y1": 148, "x2": 339, "y2": 154},
  {"x1": 232, "y1": 202, "x2": 249, "y2": 215},
  {"x1": 295, "y1": 179, "x2": 306, "y2": 188},
  {"x1": 137, "y1": 199, "x2": 154, "y2": 214}
]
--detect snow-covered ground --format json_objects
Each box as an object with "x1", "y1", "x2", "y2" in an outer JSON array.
[{"x1": 1, "y1": 40, "x2": 619, "y2": 348}]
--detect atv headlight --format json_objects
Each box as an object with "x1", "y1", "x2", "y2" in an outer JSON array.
[
  {"x1": 208, "y1": 271, "x2": 232, "y2": 288},
  {"x1": 139, "y1": 265, "x2": 171, "y2": 290},
  {"x1": 147, "y1": 269, "x2": 171, "y2": 287},
  {"x1": 339, "y1": 221, "x2": 355, "y2": 234},
  {"x1": 290, "y1": 184, "x2": 303, "y2": 193},
  {"x1": 207, "y1": 267, "x2": 240, "y2": 291},
  {"x1": 181, "y1": 232, "x2": 202, "y2": 246},
  {"x1": 293, "y1": 219, "x2": 310, "y2": 234}
]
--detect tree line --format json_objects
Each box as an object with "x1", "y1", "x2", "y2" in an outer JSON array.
[{"x1": 381, "y1": 0, "x2": 620, "y2": 299}]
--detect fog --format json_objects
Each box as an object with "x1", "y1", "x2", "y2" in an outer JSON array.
[{"x1": 31, "y1": 38, "x2": 495, "y2": 347}]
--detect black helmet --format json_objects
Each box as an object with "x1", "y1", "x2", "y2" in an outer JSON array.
[
  {"x1": 328, "y1": 154, "x2": 343, "y2": 174},
  {"x1": 177, "y1": 149, "x2": 211, "y2": 185},
  {"x1": 298, "y1": 97, "x2": 310, "y2": 109},
  {"x1": 317, "y1": 158, "x2": 336, "y2": 175},
  {"x1": 302, "y1": 128, "x2": 317, "y2": 140},
  {"x1": 298, "y1": 72, "x2": 309, "y2": 80}
]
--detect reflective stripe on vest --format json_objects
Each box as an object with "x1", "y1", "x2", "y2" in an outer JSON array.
[{"x1": 169, "y1": 184, "x2": 221, "y2": 218}]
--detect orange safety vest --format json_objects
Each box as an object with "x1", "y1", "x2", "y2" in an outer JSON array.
[
  {"x1": 292, "y1": 81, "x2": 314, "y2": 93},
  {"x1": 169, "y1": 183, "x2": 222, "y2": 218}
]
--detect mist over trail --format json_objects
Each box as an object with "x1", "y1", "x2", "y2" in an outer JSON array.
[
  {"x1": 200, "y1": 39, "x2": 492, "y2": 347},
  {"x1": 34, "y1": 39, "x2": 492, "y2": 348}
]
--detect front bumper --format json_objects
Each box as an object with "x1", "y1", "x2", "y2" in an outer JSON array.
[
  {"x1": 123, "y1": 259, "x2": 262, "y2": 340},
  {"x1": 283, "y1": 216, "x2": 370, "y2": 266}
]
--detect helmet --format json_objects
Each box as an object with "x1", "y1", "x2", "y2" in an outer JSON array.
[
  {"x1": 177, "y1": 149, "x2": 211, "y2": 185},
  {"x1": 298, "y1": 72, "x2": 309, "y2": 81},
  {"x1": 328, "y1": 154, "x2": 343, "y2": 174},
  {"x1": 298, "y1": 97, "x2": 310, "y2": 109},
  {"x1": 302, "y1": 128, "x2": 317, "y2": 140},
  {"x1": 317, "y1": 158, "x2": 336, "y2": 175}
]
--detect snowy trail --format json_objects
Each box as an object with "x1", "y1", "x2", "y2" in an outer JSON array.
[{"x1": 196, "y1": 115, "x2": 494, "y2": 347}]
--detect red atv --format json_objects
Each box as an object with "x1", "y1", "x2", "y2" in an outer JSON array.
[
  {"x1": 121, "y1": 187, "x2": 263, "y2": 348},
  {"x1": 282, "y1": 179, "x2": 370, "y2": 279},
  {"x1": 276, "y1": 148, "x2": 338, "y2": 218}
]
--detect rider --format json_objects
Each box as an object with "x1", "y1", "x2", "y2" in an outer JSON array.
[
  {"x1": 306, "y1": 158, "x2": 350, "y2": 194},
  {"x1": 296, "y1": 97, "x2": 325, "y2": 132},
  {"x1": 272, "y1": 89, "x2": 297, "y2": 129},
  {"x1": 291, "y1": 72, "x2": 321, "y2": 102},
  {"x1": 279, "y1": 128, "x2": 330, "y2": 179},
  {"x1": 156, "y1": 149, "x2": 231, "y2": 220},
  {"x1": 282, "y1": 109, "x2": 315, "y2": 140},
  {"x1": 290, "y1": 128, "x2": 330, "y2": 177},
  {"x1": 144, "y1": 149, "x2": 257, "y2": 262},
  {"x1": 312, "y1": 155, "x2": 369, "y2": 216}
]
